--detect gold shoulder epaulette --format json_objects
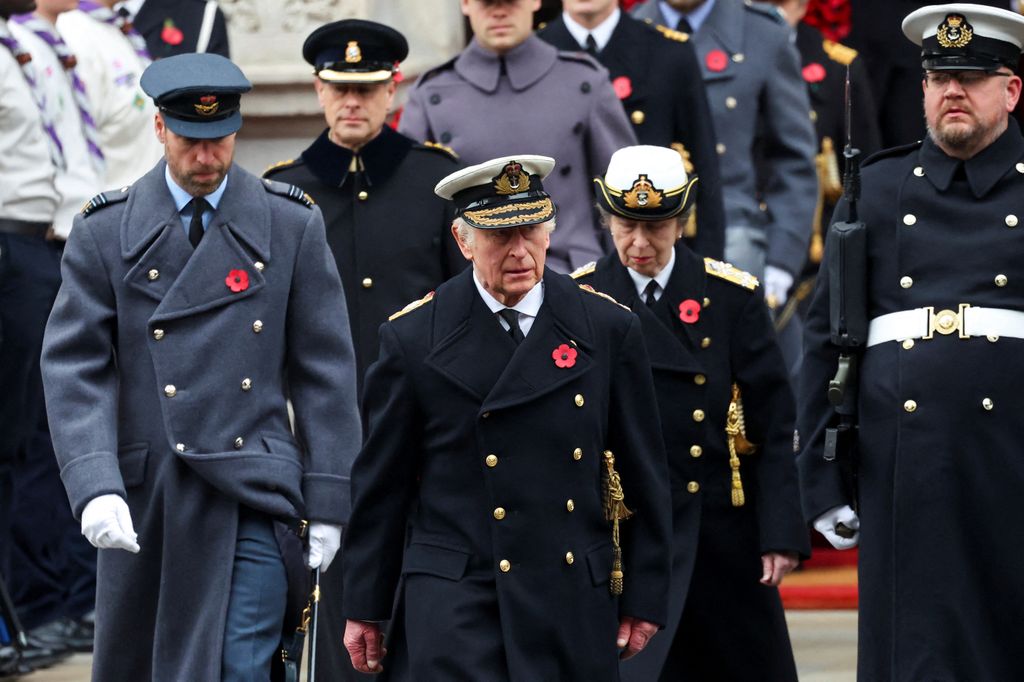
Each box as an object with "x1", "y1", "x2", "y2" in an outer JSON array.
[
  {"x1": 262, "y1": 158, "x2": 297, "y2": 176},
  {"x1": 569, "y1": 261, "x2": 596, "y2": 280},
  {"x1": 422, "y1": 140, "x2": 459, "y2": 160},
  {"x1": 389, "y1": 291, "x2": 435, "y2": 321},
  {"x1": 578, "y1": 284, "x2": 630, "y2": 312},
  {"x1": 823, "y1": 39, "x2": 858, "y2": 66},
  {"x1": 655, "y1": 24, "x2": 690, "y2": 43},
  {"x1": 704, "y1": 258, "x2": 759, "y2": 290}
]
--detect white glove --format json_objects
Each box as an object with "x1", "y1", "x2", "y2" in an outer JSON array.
[
  {"x1": 306, "y1": 523, "x2": 342, "y2": 572},
  {"x1": 763, "y1": 265, "x2": 794, "y2": 309},
  {"x1": 813, "y1": 504, "x2": 860, "y2": 550},
  {"x1": 81, "y1": 494, "x2": 140, "y2": 553}
]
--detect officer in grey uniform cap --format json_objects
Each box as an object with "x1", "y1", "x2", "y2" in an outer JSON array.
[
  {"x1": 41, "y1": 52, "x2": 361, "y2": 682},
  {"x1": 798, "y1": 4, "x2": 1024, "y2": 680}
]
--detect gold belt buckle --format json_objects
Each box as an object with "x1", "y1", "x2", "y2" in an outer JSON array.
[{"x1": 924, "y1": 303, "x2": 970, "y2": 339}]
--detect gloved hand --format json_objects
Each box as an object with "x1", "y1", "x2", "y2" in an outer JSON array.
[
  {"x1": 763, "y1": 265, "x2": 794, "y2": 309},
  {"x1": 813, "y1": 504, "x2": 860, "y2": 550},
  {"x1": 81, "y1": 494, "x2": 140, "y2": 553},
  {"x1": 306, "y1": 523, "x2": 342, "y2": 572}
]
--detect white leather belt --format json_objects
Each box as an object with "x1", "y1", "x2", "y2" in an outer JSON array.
[{"x1": 866, "y1": 305, "x2": 1024, "y2": 346}]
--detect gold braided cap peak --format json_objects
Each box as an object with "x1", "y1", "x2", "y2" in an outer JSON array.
[
  {"x1": 704, "y1": 257, "x2": 759, "y2": 291},
  {"x1": 388, "y1": 291, "x2": 435, "y2": 321}
]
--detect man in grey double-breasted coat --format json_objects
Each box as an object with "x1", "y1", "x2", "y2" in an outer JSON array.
[{"x1": 40, "y1": 53, "x2": 361, "y2": 681}]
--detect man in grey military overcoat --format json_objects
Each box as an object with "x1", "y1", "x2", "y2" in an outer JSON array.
[
  {"x1": 399, "y1": 0, "x2": 636, "y2": 273},
  {"x1": 40, "y1": 53, "x2": 361, "y2": 681}
]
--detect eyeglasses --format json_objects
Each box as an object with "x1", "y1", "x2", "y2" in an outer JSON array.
[{"x1": 924, "y1": 71, "x2": 1013, "y2": 89}]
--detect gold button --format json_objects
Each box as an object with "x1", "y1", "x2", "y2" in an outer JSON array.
[
  {"x1": 902, "y1": 339, "x2": 915, "y2": 350},
  {"x1": 482, "y1": 411, "x2": 491, "y2": 418},
  {"x1": 732, "y1": 53, "x2": 744, "y2": 62},
  {"x1": 725, "y1": 96, "x2": 737, "y2": 109},
  {"x1": 900, "y1": 276, "x2": 914, "y2": 289},
  {"x1": 153, "y1": 328, "x2": 165, "y2": 340},
  {"x1": 913, "y1": 166, "x2": 925, "y2": 177},
  {"x1": 499, "y1": 559, "x2": 511, "y2": 572},
  {"x1": 904, "y1": 399, "x2": 917, "y2": 413},
  {"x1": 995, "y1": 274, "x2": 1008, "y2": 287},
  {"x1": 715, "y1": 143, "x2": 726, "y2": 155},
  {"x1": 358, "y1": 191, "x2": 369, "y2": 201},
  {"x1": 493, "y1": 507, "x2": 506, "y2": 520},
  {"x1": 701, "y1": 337, "x2": 711, "y2": 349},
  {"x1": 164, "y1": 384, "x2": 176, "y2": 397},
  {"x1": 988, "y1": 334, "x2": 1000, "y2": 343},
  {"x1": 809, "y1": 109, "x2": 817, "y2": 122},
  {"x1": 486, "y1": 454, "x2": 498, "y2": 467},
  {"x1": 630, "y1": 110, "x2": 645, "y2": 125},
  {"x1": 572, "y1": 447, "x2": 583, "y2": 461},
  {"x1": 565, "y1": 551, "x2": 575, "y2": 565},
  {"x1": 361, "y1": 277, "x2": 373, "y2": 289},
  {"x1": 147, "y1": 268, "x2": 159, "y2": 281},
  {"x1": 175, "y1": 443, "x2": 185, "y2": 453},
  {"x1": 574, "y1": 394, "x2": 584, "y2": 407},
  {"x1": 903, "y1": 214, "x2": 917, "y2": 226},
  {"x1": 692, "y1": 409, "x2": 705, "y2": 422},
  {"x1": 253, "y1": 320, "x2": 263, "y2": 333},
  {"x1": 566, "y1": 499, "x2": 575, "y2": 512},
  {"x1": 254, "y1": 261, "x2": 265, "y2": 272},
  {"x1": 687, "y1": 481, "x2": 700, "y2": 493},
  {"x1": 694, "y1": 374, "x2": 706, "y2": 385},
  {"x1": 1007, "y1": 215, "x2": 1019, "y2": 227},
  {"x1": 703, "y1": 297, "x2": 710, "y2": 307},
  {"x1": 690, "y1": 445, "x2": 702, "y2": 458},
  {"x1": 234, "y1": 437, "x2": 244, "y2": 449},
  {"x1": 1017, "y1": 162, "x2": 1024, "y2": 174},
  {"x1": 241, "y1": 378, "x2": 253, "y2": 391},
  {"x1": 982, "y1": 398, "x2": 994, "y2": 411}
]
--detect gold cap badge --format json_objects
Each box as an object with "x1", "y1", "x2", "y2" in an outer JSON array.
[
  {"x1": 937, "y1": 14, "x2": 973, "y2": 48},
  {"x1": 623, "y1": 174, "x2": 664, "y2": 209},
  {"x1": 194, "y1": 95, "x2": 219, "y2": 116},
  {"x1": 493, "y1": 161, "x2": 531, "y2": 195},
  {"x1": 345, "y1": 41, "x2": 362, "y2": 63}
]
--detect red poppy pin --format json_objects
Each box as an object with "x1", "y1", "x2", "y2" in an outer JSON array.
[
  {"x1": 612, "y1": 76, "x2": 633, "y2": 100},
  {"x1": 705, "y1": 49, "x2": 728, "y2": 73},
  {"x1": 678, "y1": 299, "x2": 701, "y2": 324},
  {"x1": 802, "y1": 62, "x2": 826, "y2": 83},
  {"x1": 161, "y1": 18, "x2": 184, "y2": 46},
  {"x1": 226, "y1": 269, "x2": 249, "y2": 293},
  {"x1": 552, "y1": 343, "x2": 578, "y2": 369}
]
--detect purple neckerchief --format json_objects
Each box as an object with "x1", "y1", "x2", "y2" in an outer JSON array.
[
  {"x1": 13, "y1": 13, "x2": 105, "y2": 174},
  {"x1": 77, "y1": 0, "x2": 151, "y2": 65},
  {"x1": 0, "y1": 18, "x2": 66, "y2": 169}
]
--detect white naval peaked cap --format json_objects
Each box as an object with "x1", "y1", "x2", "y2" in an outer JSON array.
[
  {"x1": 902, "y1": 3, "x2": 1024, "y2": 71},
  {"x1": 594, "y1": 145, "x2": 698, "y2": 220},
  {"x1": 434, "y1": 155, "x2": 557, "y2": 229}
]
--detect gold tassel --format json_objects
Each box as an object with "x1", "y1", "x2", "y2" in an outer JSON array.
[
  {"x1": 725, "y1": 385, "x2": 758, "y2": 507},
  {"x1": 603, "y1": 450, "x2": 633, "y2": 595}
]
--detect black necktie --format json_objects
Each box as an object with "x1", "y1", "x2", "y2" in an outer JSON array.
[
  {"x1": 498, "y1": 308, "x2": 525, "y2": 344},
  {"x1": 643, "y1": 280, "x2": 659, "y2": 307},
  {"x1": 585, "y1": 33, "x2": 599, "y2": 56},
  {"x1": 676, "y1": 16, "x2": 693, "y2": 34},
  {"x1": 189, "y1": 197, "x2": 209, "y2": 249}
]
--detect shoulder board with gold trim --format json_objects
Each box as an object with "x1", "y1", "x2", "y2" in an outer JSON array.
[
  {"x1": 654, "y1": 24, "x2": 690, "y2": 43},
  {"x1": 578, "y1": 283, "x2": 630, "y2": 312},
  {"x1": 420, "y1": 141, "x2": 459, "y2": 161},
  {"x1": 262, "y1": 158, "x2": 299, "y2": 178},
  {"x1": 389, "y1": 291, "x2": 435, "y2": 321},
  {"x1": 569, "y1": 261, "x2": 596, "y2": 280},
  {"x1": 81, "y1": 187, "x2": 129, "y2": 216},
  {"x1": 822, "y1": 39, "x2": 858, "y2": 66},
  {"x1": 704, "y1": 258, "x2": 759, "y2": 290},
  {"x1": 262, "y1": 179, "x2": 315, "y2": 208}
]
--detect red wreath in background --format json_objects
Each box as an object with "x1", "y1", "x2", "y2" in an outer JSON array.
[{"x1": 802, "y1": 0, "x2": 850, "y2": 42}]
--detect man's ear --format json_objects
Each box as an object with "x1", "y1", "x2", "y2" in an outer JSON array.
[{"x1": 154, "y1": 113, "x2": 167, "y2": 145}]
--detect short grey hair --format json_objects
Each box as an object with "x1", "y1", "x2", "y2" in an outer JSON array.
[{"x1": 452, "y1": 216, "x2": 556, "y2": 245}]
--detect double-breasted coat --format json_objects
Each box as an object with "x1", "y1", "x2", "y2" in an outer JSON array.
[
  {"x1": 537, "y1": 13, "x2": 726, "y2": 260},
  {"x1": 578, "y1": 246, "x2": 808, "y2": 681},
  {"x1": 632, "y1": 0, "x2": 817, "y2": 281},
  {"x1": 798, "y1": 121, "x2": 1024, "y2": 680},
  {"x1": 398, "y1": 35, "x2": 637, "y2": 272},
  {"x1": 40, "y1": 161, "x2": 361, "y2": 681},
  {"x1": 342, "y1": 268, "x2": 672, "y2": 681}
]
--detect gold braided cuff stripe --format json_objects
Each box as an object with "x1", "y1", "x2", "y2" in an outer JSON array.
[{"x1": 463, "y1": 199, "x2": 554, "y2": 227}]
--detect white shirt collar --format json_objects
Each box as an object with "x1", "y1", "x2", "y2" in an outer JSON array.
[
  {"x1": 626, "y1": 247, "x2": 676, "y2": 301},
  {"x1": 164, "y1": 164, "x2": 228, "y2": 212},
  {"x1": 473, "y1": 270, "x2": 545, "y2": 337},
  {"x1": 561, "y1": 7, "x2": 621, "y2": 52},
  {"x1": 658, "y1": 0, "x2": 715, "y2": 33}
]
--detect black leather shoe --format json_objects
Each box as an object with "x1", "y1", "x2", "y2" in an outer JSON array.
[
  {"x1": 27, "y1": 617, "x2": 92, "y2": 653},
  {"x1": 0, "y1": 645, "x2": 19, "y2": 677},
  {"x1": 16, "y1": 640, "x2": 70, "y2": 672}
]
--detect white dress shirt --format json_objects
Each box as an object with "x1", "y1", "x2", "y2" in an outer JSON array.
[
  {"x1": 473, "y1": 272, "x2": 545, "y2": 338},
  {"x1": 626, "y1": 247, "x2": 676, "y2": 302},
  {"x1": 561, "y1": 8, "x2": 621, "y2": 52}
]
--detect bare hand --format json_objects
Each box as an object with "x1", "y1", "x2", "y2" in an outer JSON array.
[
  {"x1": 344, "y1": 619, "x2": 385, "y2": 674},
  {"x1": 617, "y1": 616, "x2": 659, "y2": 660},
  {"x1": 760, "y1": 551, "x2": 800, "y2": 586}
]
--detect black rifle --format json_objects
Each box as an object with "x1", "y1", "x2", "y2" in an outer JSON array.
[{"x1": 823, "y1": 65, "x2": 868, "y2": 535}]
